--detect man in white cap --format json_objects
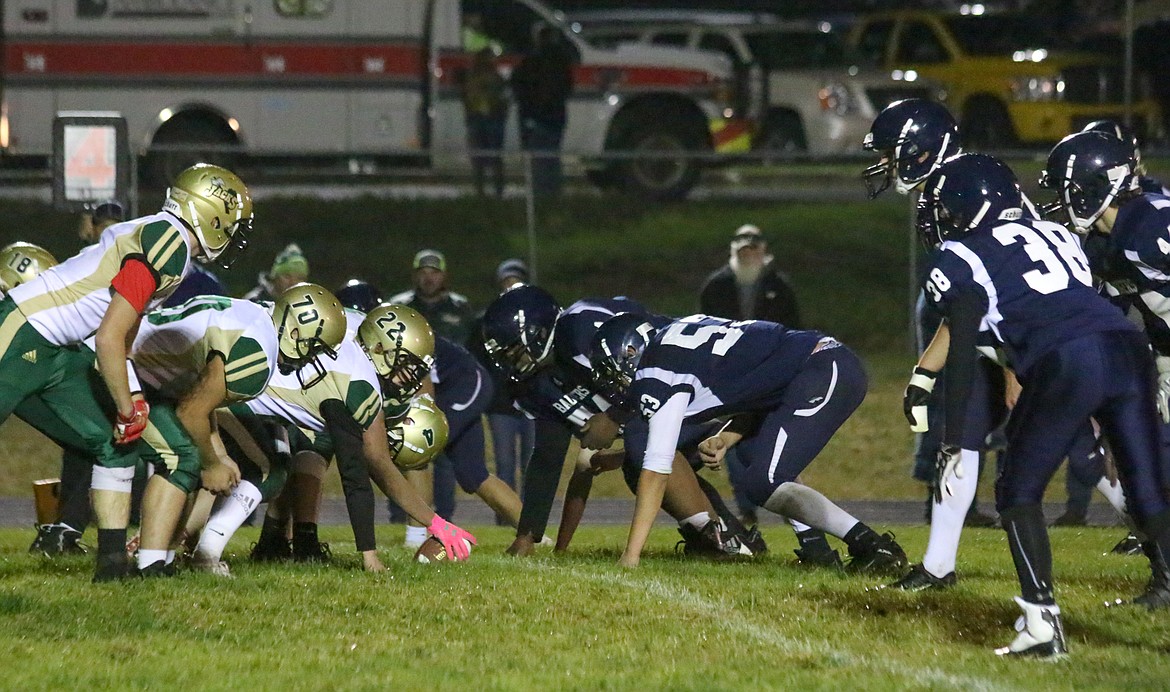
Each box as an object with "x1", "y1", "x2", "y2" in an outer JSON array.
[{"x1": 699, "y1": 224, "x2": 801, "y2": 326}]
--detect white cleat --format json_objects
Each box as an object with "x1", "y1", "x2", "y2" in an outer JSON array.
[{"x1": 994, "y1": 597, "x2": 1068, "y2": 659}]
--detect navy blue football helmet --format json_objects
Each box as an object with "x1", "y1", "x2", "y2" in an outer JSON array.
[
  {"x1": 481, "y1": 284, "x2": 562, "y2": 382},
  {"x1": 1040, "y1": 130, "x2": 1138, "y2": 233},
  {"x1": 1082, "y1": 119, "x2": 1144, "y2": 173},
  {"x1": 589, "y1": 312, "x2": 656, "y2": 410},
  {"x1": 863, "y1": 98, "x2": 960, "y2": 198},
  {"x1": 335, "y1": 279, "x2": 383, "y2": 313},
  {"x1": 917, "y1": 154, "x2": 1024, "y2": 246}
]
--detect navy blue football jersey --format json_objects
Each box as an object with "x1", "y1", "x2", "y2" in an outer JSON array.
[
  {"x1": 1080, "y1": 193, "x2": 1170, "y2": 354},
  {"x1": 433, "y1": 336, "x2": 479, "y2": 387},
  {"x1": 630, "y1": 315, "x2": 824, "y2": 423},
  {"x1": 553, "y1": 297, "x2": 655, "y2": 388},
  {"x1": 925, "y1": 217, "x2": 1138, "y2": 374}
]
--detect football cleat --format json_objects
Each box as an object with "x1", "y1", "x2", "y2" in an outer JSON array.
[
  {"x1": 793, "y1": 544, "x2": 844, "y2": 570},
  {"x1": 92, "y1": 552, "x2": 131, "y2": 583},
  {"x1": 676, "y1": 520, "x2": 753, "y2": 559},
  {"x1": 1110, "y1": 533, "x2": 1142, "y2": 556},
  {"x1": 738, "y1": 525, "x2": 769, "y2": 556},
  {"x1": 889, "y1": 563, "x2": 957, "y2": 591},
  {"x1": 136, "y1": 560, "x2": 178, "y2": 578},
  {"x1": 249, "y1": 538, "x2": 293, "y2": 563},
  {"x1": 29, "y1": 524, "x2": 88, "y2": 556},
  {"x1": 1130, "y1": 543, "x2": 1170, "y2": 610},
  {"x1": 189, "y1": 551, "x2": 234, "y2": 579},
  {"x1": 846, "y1": 531, "x2": 909, "y2": 575},
  {"x1": 292, "y1": 539, "x2": 332, "y2": 563},
  {"x1": 995, "y1": 597, "x2": 1069, "y2": 659}
]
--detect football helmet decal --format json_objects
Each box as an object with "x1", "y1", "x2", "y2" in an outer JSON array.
[
  {"x1": 163, "y1": 163, "x2": 254, "y2": 269},
  {"x1": 388, "y1": 394, "x2": 449, "y2": 471},
  {"x1": 863, "y1": 98, "x2": 960, "y2": 198},
  {"x1": 272, "y1": 282, "x2": 347, "y2": 389},
  {"x1": 358, "y1": 304, "x2": 435, "y2": 409},
  {"x1": 0, "y1": 242, "x2": 58, "y2": 292},
  {"x1": 481, "y1": 284, "x2": 562, "y2": 382}
]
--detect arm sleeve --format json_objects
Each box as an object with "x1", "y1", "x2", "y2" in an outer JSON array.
[
  {"x1": 941, "y1": 288, "x2": 985, "y2": 449},
  {"x1": 643, "y1": 392, "x2": 689, "y2": 474},
  {"x1": 321, "y1": 398, "x2": 377, "y2": 552},
  {"x1": 515, "y1": 417, "x2": 572, "y2": 540},
  {"x1": 110, "y1": 258, "x2": 159, "y2": 314}
]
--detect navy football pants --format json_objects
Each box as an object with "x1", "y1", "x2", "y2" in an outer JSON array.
[
  {"x1": 736, "y1": 344, "x2": 868, "y2": 507},
  {"x1": 997, "y1": 330, "x2": 1170, "y2": 528}
]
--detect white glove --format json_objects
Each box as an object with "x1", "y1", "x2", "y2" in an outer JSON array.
[
  {"x1": 903, "y1": 367, "x2": 937, "y2": 433},
  {"x1": 1156, "y1": 356, "x2": 1170, "y2": 424}
]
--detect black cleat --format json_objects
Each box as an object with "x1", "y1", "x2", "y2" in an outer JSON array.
[
  {"x1": 1051, "y1": 511, "x2": 1087, "y2": 527},
  {"x1": 93, "y1": 552, "x2": 131, "y2": 583},
  {"x1": 29, "y1": 524, "x2": 88, "y2": 556},
  {"x1": 846, "y1": 531, "x2": 908, "y2": 575},
  {"x1": 738, "y1": 525, "x2": 768, "y2": 556},
  {"x1": 1110, "y1": 533, "x2": 1142, "y2": 556},
  {"x1": 793, "y1": 544, "x2": 843, "y2": 569},
  {"x1": 676, "y1": 521, "x2": 751, "y2": 559},
  {"x1": 136, "y1": 560, "x2": 178, "y2": 578},
  {"x1": 292, "y1": 540, "x2": 332, "y2": 563},
  {"x1": 888, "y1": 563, "x2": 956, "y2": 591},
  {"x1": 249, "y1": 538, "x2": 293, "y2": 563}
]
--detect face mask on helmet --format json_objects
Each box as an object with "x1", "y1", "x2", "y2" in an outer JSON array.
[
  {"x1": 862, "y1": 99, "x2": 959, "y2": 198},
  {"x1": 163, "y1": 163, "x2": 255, "y2": 270},
  {"x1": 481, "y1": 285, "x2": 561, "y2": 382},
  {"x1": 1041, "y1": 131, "x2": 1137, "y2": 233},
  {"x1": 272, "y1": 282, "x2": 347, "y2": 389},
  {"x1": 0, "y1": 242, "x2": 58, "y2": 292},
  {"x1": 387, "y1": 394, "x2": 449, "y2": 471},
  {"x1": 358, "y1": 305, "x2": 435, "y2": 408}
]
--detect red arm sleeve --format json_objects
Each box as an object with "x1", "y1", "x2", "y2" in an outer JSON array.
[{"x1": 110, "y1": 258, "x2": 160, "y2": 314}]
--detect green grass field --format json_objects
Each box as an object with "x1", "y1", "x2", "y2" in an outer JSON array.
[{"x1": 2, "y1": 525, "x2": 1168, "y2": 689}]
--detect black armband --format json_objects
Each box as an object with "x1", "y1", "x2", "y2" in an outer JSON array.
[
  {"x1": 516, "y1": 417, "x2": 572, "y2": 540},
  {"x1": 941, "y1": 289, "x2": 985, "y2": 449},
  {"x1": 321, "y1": 399, "x2": 377, "y2": 552}
]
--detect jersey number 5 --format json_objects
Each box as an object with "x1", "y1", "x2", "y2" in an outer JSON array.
[{"x1": 660, "y1": 317, "x2": 746, "y2": 356}]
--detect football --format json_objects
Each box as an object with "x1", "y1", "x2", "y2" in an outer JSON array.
[{"x1": 413, "y1": 536, "x2": 472, "y2": 564}]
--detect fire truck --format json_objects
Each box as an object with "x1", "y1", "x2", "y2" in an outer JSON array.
[{"x1": 1, "y1": 0, "x2": 751, "y2": 199}]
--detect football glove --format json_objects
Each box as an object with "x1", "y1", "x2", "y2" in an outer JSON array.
[
  {"x1": 114, "y1": 397, "x2": 150, "y2": 444},
  {"x1": 903, "y1": 367, "x2": 937, "y2": 433},
  {"x1": 1156, "y1": 357, "x2": 1170, "y2": 424},
  {"x1": 933, "y1": 443, "x2": 964, "y2": 505},
  {"x1": 429, "y1": 515, "x2": 476, "y2": 561}
]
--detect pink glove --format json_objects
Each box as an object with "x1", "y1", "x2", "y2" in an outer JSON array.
[
  {"x1": 115, "y1": 397, "x2": 150, "y2": 444},
  {"x1": 429, "y1": 515, "x2": 476, "y2": 561}
]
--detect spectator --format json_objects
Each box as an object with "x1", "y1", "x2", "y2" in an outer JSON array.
[
  {"x1": 699, "y1": 224, "x2": 801, "y2": 326},
  {"x1": 476, "y1": 260, "x2": 535, "y2": 520},
  {"x1": 388, "y1": 249, "x2": 477, "y2": 520},
  {"x1": 511, "y1": 23, "x2": 574, "y2": 197},
  {"x1": 244, "y1": 243, "x2": 309, "y2": 303},
  {"x1": 78, "y1": 199, "x2": 125, "y2": 244},
  {"x1": 461, "y1": 47, "x2": 509, "y2": 198}
]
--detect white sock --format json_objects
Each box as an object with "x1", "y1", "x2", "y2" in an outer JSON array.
[
  {"x1": 680, "y1": 512, "x2": 711, "y2": 530},
  {"x1": 165, "y1": 550, "x2": 175, "y2": 565},
  {"x1": 405, "y1": 525, "x2": 428, "y2": 548},
  {"x1": 196, "y1": 481, "x2": 263, "y2": 561},
  {"x1": 138, "y1": 549, "x2": 167, "y2": 569},
  {"x1": 787, "y1": 519, "x2": 814, "y2": 533},
  {"x1": 763, "y1": 482, "x2": 860, "y2": 539},
  {"x1": 1096, "y1": 476, "x2": 1127, "y2": 516},
  {"x1": 922, "y1": 449, "x2": 980, "y2": 578}
]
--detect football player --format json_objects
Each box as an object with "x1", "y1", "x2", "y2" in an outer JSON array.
[
  {"x1": 918, "y1": 153, "x2": 1170, "y2": 657},
  {"x1": 1040, "y1": 129, "x2": 1170, "y2": 586},
  {"x1": 0, "y1": 164, "x2": 254, "y2": 580},
  {"x1": 590, "y1": 313, "x2": 906, "y2": 571},
  {"x1": 481, "y1": 285, "x2": 764, "y2": 559},
  {"x1": 118, "y1": 285, "x2": 342, "y2": 578},
  {"x1": 238, "y1": 304, "x2": 476, "y2": 571}
]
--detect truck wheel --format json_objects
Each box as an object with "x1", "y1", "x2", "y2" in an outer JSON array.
[
  {"x1": 143, "y1": 115, "x2": 240, "y2": 187},
  {"x1": 960, "y1": 97, "x2": 1016, "y2": 149},
  {"x1": 613, "y1": 110, "x2": 705, "y2": 201},
  {"x1": 757, "y1": 112, "x2": 806, "y2": 160}
]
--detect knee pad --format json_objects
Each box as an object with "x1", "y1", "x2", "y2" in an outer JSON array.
[{"x1": 90, "y1": 465, "x2": 135, "y2": 493}]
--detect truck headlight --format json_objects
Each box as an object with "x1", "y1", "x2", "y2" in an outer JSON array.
[
  {"x1": 818, "y1": 82, "x2": 853, "y2": 115},
  {"x1": 1009, "y1": 75, "x2": 1064, "y2": 102}
]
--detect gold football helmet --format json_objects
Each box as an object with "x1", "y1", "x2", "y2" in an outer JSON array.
[
  {"x1": 0, "y1": 242, "x2": 57, "y2": 292},
  {"x1": 388, "y1": 394, "x2": 448, "y2": 471},
  {"x1": 272, "y1": 282, "x2": 347, "y2": 389},
  {"x1": 162, "y1": 163, "x2": 254, "y2": 268},
  {"x1": 357, "y1": 304, "x2": 435, "y2": 409}
]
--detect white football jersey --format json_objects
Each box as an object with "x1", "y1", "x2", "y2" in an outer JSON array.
[
  {"x1": 9, "y1": 212, "x2": 192, "y2": 346},
  {"x1": 133, "y1": 296, "x2": 279, "y2": 402}
]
